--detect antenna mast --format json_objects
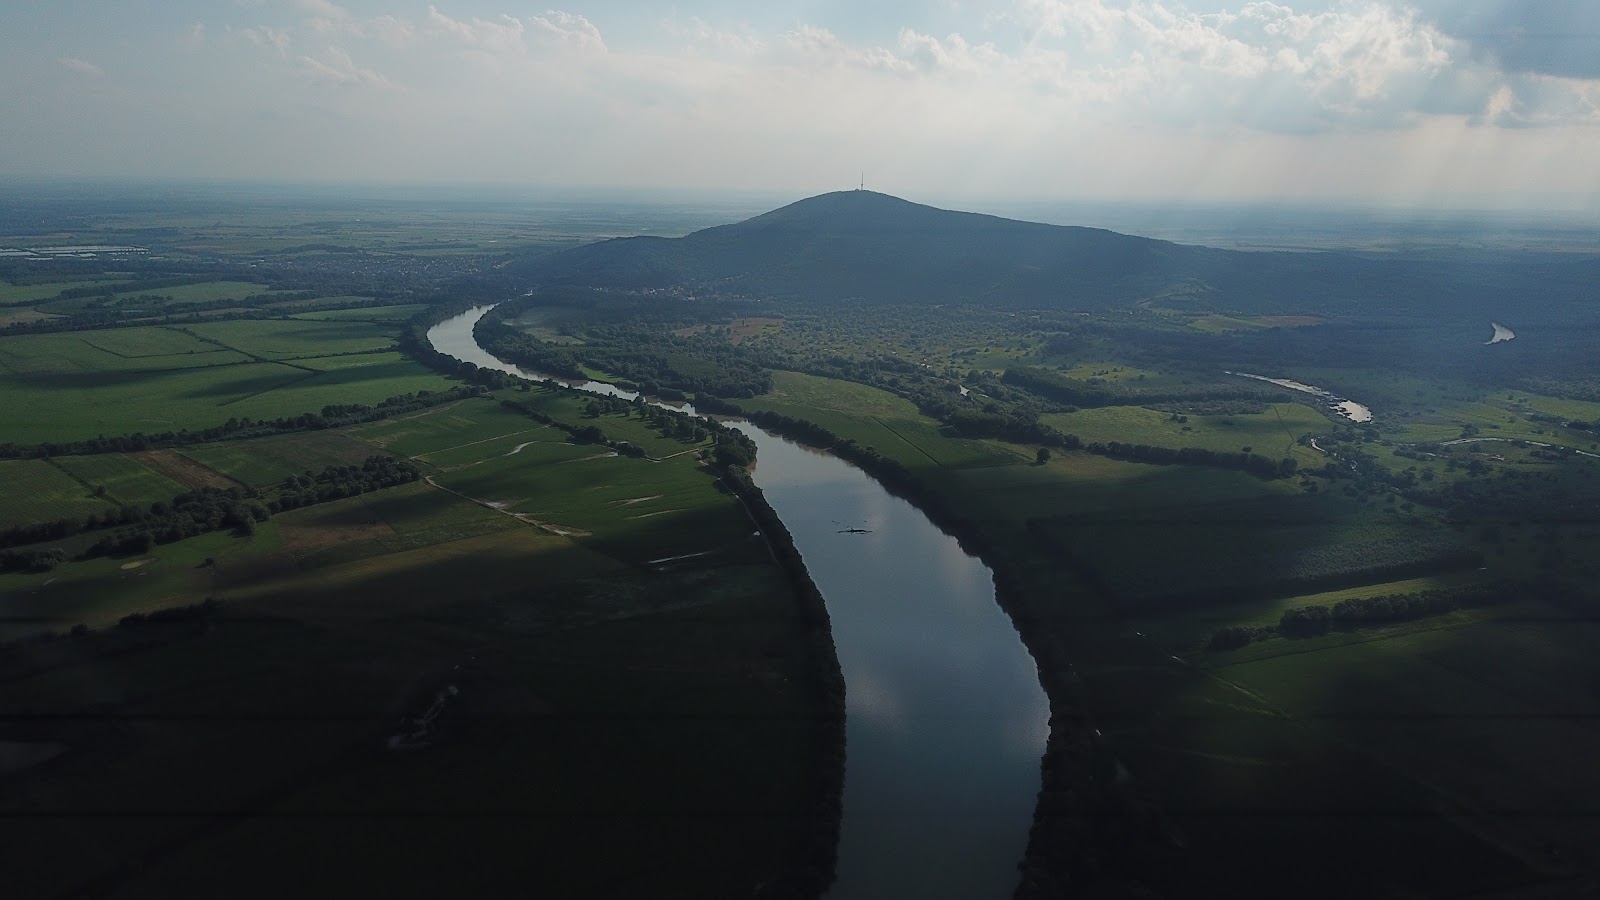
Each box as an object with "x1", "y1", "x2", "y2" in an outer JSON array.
[{"x1": 859, "y1": 171, "x2": 864, "y2": 191}]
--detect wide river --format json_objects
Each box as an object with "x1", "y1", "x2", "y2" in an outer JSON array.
[{"x1": 428, "y1": 307, "x2": 1050, "y2": 899}]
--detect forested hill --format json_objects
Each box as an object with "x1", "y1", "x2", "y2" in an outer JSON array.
[
  {"x1": 503, "y1": 191, "x2": 1598, "y2": 317},
  {"x1": 506, "y1": 190, "x2": 1235, "y2": 307}
]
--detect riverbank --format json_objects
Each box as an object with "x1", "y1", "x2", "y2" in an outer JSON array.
[{"x1": 725, "y1": 406, "x2": 1165, "y2": 898}]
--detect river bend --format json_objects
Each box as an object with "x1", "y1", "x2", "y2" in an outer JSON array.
[{"x1": 428, "y1": 306, "x2": 1049, "y2": 899}]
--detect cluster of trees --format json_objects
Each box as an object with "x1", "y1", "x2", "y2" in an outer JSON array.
[
  {"x1": 0, "y1": 387, "x2": 483, "y2": 460},
  {"x1": 119, "y1": 597, "x2": 218, "y2": 629},
  {"x1": 264, "y1": 456, "x2": 421, "y2": 514},
  {"x1": 0, "y1": 547, "x2": 68, "y2": 573},
  {"x1": 1088, "y1": 441, "x2": 1297, "y2": 479},
  {"x1": 82, "y1": 488, "x2": 270, "y2": 559},
  {"x1": 0, "y1": 503, "x2": 154, "y2": 551},
  {"x1": 1210, "y1": 581, "x2": 1513, "y2": 650},
  {"x1": 496, "y1": 391, "x2": 758, "y2": 468},
  {"x1": 473, "y1": 304, "x2": 774, "y2": 399}
]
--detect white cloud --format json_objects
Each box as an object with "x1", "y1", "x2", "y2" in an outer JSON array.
[
  {"x1": 13, "y1": 0, "x2": 1598, "y2": 202},
  {"x1": 424, "y1": 7, "x2": 604, "y2": 56},
  {"x1": 528, "y1": 10, "x2": 606, "y2": 53},
  {"x1": 297, "y1": 46, "x2": 392, "y2": 88},
  {"x1": 665, "y1": 17, "x2": 767, "y2": 56},
  {"x1": 244, "y1": 25, "x2": 292, "y2": 55},
  {"x1": 58, "y1": 57, "x2": 104, "y2": 77},
  {"x1": 294, "y1": 0, "x2": 349, "y2": 20}
]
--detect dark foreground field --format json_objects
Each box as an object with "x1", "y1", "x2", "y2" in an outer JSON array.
[{"x1": 0, "y1": 380, "x2": 838, "y2": 897}]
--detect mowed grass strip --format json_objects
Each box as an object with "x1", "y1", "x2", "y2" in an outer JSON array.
[
  {"x1": 186, "y1": 319, "x2": 397, "y2": 359},
  {"x1": 49, "y1": 454, "x2": 185, "y2": 507},
  {"x1": 0, "y1": 459, "x2": 118, "y2": 528}
]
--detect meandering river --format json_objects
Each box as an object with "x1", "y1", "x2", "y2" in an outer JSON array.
[{"x1": 428, "y1": 306, "x2": 1049, "y2": 899}]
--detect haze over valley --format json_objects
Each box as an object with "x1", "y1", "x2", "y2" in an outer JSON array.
[{"x1": 5, "y1": 1, "x2": 1600, "y2": 898}]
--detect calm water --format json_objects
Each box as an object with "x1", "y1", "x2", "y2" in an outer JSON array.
[{"x1": 428, "y1": 307, "x2": 1048, "y2": 898}]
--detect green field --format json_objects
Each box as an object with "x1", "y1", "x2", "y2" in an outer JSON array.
[
  {"x1": 0, "y1": 277, "x2": 119, "y2": 305},
  {"x1": 270, "y1": 294, "x2": 375, "y2": 310},
  {"x1": 181, "y1": 431, "x2": 392, "y2": 488},
  {"x1": 0, "y1": 459, "x2": 118, "y2": 528},
  {"x1": 1, "y1": 435, "x2": 828, "y2": 899},
  {"x1": 0, "y1": 526, "x2": 275, "y2": 635},
  {"x1": 414, "y1": 429, "x2": 567, "y2": 468},
  {"x1": 109, "y1": 280, "x2": 282, "y2": 306},
  {"x1": 433, "y1": 450, "x2": 752, "y2": 563},
  {"x1": 350, "y1": 399, "x2": 548, "y2": 457},
  {"x1": 1042, "y1": 402, "x2": 1335, "y2": 467},
  {"x1": 48, "y1": 454, "x2": 185, "y2": 508},
  {"x1": 1192, "y1": 612, "x2": 1600, "y2": 875},
  {"x1": 0, "y1": 327, "x2": 249, "y2": 375},
  {"x1": 291, "y1": 303, "x2": 430, "y2": 322},
  {"x1": 0, "y1": 329, "x2": 454, "y2": 445},
  {"x1": 1032, "y1": 492, "x2": 1470, "y2": 610},
  {"x1": 186, "y1": 319, "x2": 398, "y2": 359}
]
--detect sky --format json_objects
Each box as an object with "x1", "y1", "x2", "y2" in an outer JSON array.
[{"x1": 5, "y1": 0, "x2": 1600, "y2": 207}]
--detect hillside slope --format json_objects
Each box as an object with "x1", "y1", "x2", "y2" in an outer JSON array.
[{"x1": 504, "y1": 191, "x2": 1593, "y2": 317}]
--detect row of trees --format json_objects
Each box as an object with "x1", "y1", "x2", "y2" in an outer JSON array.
[{"x1": 4, "y1": 457, "x2": 421, "y2": 568}]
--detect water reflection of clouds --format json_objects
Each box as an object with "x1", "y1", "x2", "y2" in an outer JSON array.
[{"x1": 848, "y1": 666, "x2": 909, "y2": 734}]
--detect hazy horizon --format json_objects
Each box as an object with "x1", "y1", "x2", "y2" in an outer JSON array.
[{"x1": 6, "y1": 2, "x2": 1600, "y2": 211}]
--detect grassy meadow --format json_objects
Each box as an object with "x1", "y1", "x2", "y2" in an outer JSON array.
[
  {"x1": 1041, "y1": 402, "x2": 1335, "y2": 468},
  {"x1": 743, "y1": 371, "x2": 1021, "y2": 469},
  {"x1": 0, "y1": 459, "x2": 119, "y2": 528}
]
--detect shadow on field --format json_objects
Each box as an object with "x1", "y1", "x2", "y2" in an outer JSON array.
[{"x1": 0, "y1": 532, "x2": 834, "y2": 900}]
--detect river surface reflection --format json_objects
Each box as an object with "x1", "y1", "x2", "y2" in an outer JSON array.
[{"x1": 428, "y1": 306, "x2": 1048, "y2": 898}]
